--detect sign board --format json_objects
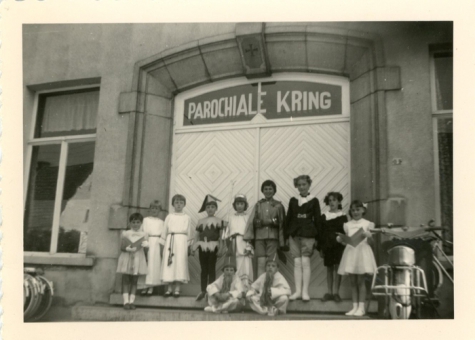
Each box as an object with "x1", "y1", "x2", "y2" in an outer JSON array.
[{"x1": 183, "y1": 81, "x2": 342, "y2": 126}]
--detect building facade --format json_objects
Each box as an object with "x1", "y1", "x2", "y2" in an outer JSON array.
[{"x1": 22, "y1": 22, "x2": 453, "y2": 307}]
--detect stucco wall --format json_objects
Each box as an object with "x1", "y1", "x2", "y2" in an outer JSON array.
[{"x1": 23, "y1": 22, "x2": 452, "y2": 304}]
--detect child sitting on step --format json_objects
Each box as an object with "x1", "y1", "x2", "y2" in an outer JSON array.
[{"x1": 246, "y1": 255, "x2": 291, "y2": 316}]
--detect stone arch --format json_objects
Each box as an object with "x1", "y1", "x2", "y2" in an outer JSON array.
[{"x1": 114, "y1": 23, "x2": 401, "y2": 226}]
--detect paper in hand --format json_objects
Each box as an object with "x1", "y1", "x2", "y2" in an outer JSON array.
[
  {"x1": 338, "y1": 228, "x2": 366, "y2": 247},
  {"x1": 122, "y1": 236, "x2": 145, "y2": 250}
]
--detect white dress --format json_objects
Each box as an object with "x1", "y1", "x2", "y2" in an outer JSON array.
[
  {"x1": 224, "y1": 213, "x2": 253, "y2": 288},
  {"x1": 338, "y1": 218, "x2": 377, "y2": 275},
  {"x1": 160, "y1": 213, "x2": 193, "y2": 284},
  {"x1": 143, "y1": 217, "x2": 165, "y2": 286}
]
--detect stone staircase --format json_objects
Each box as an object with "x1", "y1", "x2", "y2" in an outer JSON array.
[
  {"x1": 70, "y1": 294, "x2": 378, "y2": 322},
  {"x1": 109, "y1": 293, "x2": 378, "y2": 314},
  {"x1": 73, "y1": 305, "x2": 374, "y2": 322}
]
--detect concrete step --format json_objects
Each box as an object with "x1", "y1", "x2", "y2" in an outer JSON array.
[
  {"x1": 74, "y1": 305, "x2": 374, "y2": 322},
  {"x1": 109, "y1": 293, "x2": 378, "y2": 314}
]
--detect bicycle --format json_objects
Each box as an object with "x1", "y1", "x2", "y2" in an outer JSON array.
[
  {"x1": 24, "y1": 267, "x2": 54, "y2": 321},
  {"x1": 419, "y1": 220, "x2": 453, "y2": 292},
  {"x1": 370, "y1": 223, "x2": 453, "y2": 319}
]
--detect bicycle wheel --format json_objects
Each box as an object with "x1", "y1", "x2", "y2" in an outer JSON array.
[
  {"x1": 31, "y1": 276, "x2": 54, "y2": 321},
  {"x1": 24, "y1": 275, "x2": 41, "y2": 321},
  {"x1": 432, "y1": 260, "x2": 443, "y2": 294}
]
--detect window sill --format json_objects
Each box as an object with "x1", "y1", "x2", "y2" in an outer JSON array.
[{"x1": 24, "y1": 253, "x2": 95, "y2": 267}]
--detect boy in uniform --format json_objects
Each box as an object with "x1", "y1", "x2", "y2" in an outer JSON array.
[{"x1": 244, "y1": 180, "x2": 286, "y2": 277}]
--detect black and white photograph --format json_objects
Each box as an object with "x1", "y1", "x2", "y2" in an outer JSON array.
[
  {"x1": 20, "y1": 20, "x2": 454, "y2": 321},
  {"x1": 2, "y1": 1, "x2": 475, "y2": 339}
]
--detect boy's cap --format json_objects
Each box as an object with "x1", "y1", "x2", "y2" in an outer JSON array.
[
  {"x1": 222, "y1": 253, "x2": 237, "y2": 271},
  {"x1": 198, "y1": 194, "x2": 221, "y2": 213},
  {"x1": 266, "y1": 253, "x2": 278, "y2": 265},
  {"x1": 233, "y1": 194, "x2": 248, "y2": 203}
]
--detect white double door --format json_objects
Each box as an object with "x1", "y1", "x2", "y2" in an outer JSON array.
[{"x1": 171, "y1": 122, "x2": 351, "y2": 297}]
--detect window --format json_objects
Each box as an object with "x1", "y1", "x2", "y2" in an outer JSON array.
[
  {"x1": 430, "y1": 47, "x2": 453, "y2": 254},
  {"x1": 24, "y1": 88, "x2": 99, "y2": 255}
]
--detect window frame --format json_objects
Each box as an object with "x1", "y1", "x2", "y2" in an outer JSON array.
[
  {"x1": 24, "y1": 85, "x2": 99, "y2": 259},
  {"x1": 430, "y1": 49, "x2": 453, "y2": 115},
  {"x1": 429, "y1": 47, "x2": 453, "y2": 261}
]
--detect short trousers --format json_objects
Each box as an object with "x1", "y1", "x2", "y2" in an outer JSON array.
[
  {"x1": 255, "y1": 239, "x2": 279, "y2": 258},
  {"x1": 290, "y1": 236, "x2": 315, "y2": 258}
]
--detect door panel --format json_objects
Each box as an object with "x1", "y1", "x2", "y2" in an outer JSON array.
[
  {"x1": 172, "y1": 129, "x2": 257, "y2": 294},
  {"x1": 172, "y1": 123, "x2": 351, "y2": 298},
  {"x1": 259, "y1": 123, "x2": 351, "y2": 298}
]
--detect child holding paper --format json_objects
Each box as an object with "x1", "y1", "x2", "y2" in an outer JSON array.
[
  {"x1": 116, "y1": 213, "x2": 149, "y2": 310},
  {"x1": 337, "y1": 200, "x2": 377, "y2": 316}
]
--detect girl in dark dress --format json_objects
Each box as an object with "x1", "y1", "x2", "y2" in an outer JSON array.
[{"x1": 319, "y1": 192, "x2": 347, "y2": 303}]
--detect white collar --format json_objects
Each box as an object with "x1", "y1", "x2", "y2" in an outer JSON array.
[
  {"x1": 295, "y1": 194, "x2": 315, "y2": 206},
  {"x1": 324, "y1": 210, "x2": 344, "y2": 219}
]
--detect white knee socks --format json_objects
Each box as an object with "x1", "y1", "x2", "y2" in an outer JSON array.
[
  {"x1": 290, "y1": 258, "x2": 302, "y2": 300},
  {"x1": 346, "y1": 302, "x2": 358, "y2": 316},
  {"x1": 122, "y1": 293, "x2": 129, "y2": 305},
  {"x1": 129, "y1": 294, "x2": 136, "y2": 304},
  {"x1": 302, "y1": 256, "x2": 311, "y2": 301},
  {"x1": 353, "y1": 302, "x2": 366, "y2": 316}
]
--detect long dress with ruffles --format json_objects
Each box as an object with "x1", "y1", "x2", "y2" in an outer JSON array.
[
  {"x1": 337, "y1": 218, "x2": 377, "y2": 275},
  {"x1": 116, "y1": 229, "x2": 148, "y2": 276},
  {"x1": 143, "y1": 216, "x2": 165, "y2": 286},
  {"x1": 161, "y1": 213, "x2": 193, "y2": 284},
  {"x1": 224, "y1": 212, "x2": 253, "y2": 289}
]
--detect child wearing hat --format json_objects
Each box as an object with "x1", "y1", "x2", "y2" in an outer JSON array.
[
  {"x1": 193, "y1": 194, "x2": 224, "y2": 301},
  {"x1": 223, "y1": 194, "x2": 254, "y2": 290},
  {"x1": 246, "y1": 255, "x2": 291, "y2": 316},
  {"x1": 204, "y1": 255, "x2": 245, "y2": 314}
]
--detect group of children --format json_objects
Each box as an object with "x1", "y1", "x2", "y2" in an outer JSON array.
[{"x1": 117, "y1": 175, "x2": 377, "y2": 317}]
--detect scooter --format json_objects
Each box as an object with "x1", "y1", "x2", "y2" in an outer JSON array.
[{"x1": 370, "y1": 226, "x2": 444, "y2": 319}]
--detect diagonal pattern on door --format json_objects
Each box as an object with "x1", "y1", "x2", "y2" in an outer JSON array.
[
  {"x1": 259, "y1": 123, "x2": 351, "y2": 298},
  {"x1": 172, "y1": 129, "x2": 257, "y2": 295}
]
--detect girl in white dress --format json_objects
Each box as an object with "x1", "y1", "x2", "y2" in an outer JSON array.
[
  {"x1": 223, "y1": 194, "x2": 254, "y2": 290},
  {"x1": 161, "y1": 194, "x2": 193, "y2": 297},
  {"x1": 116, "y1": 213, "x2": 149, "y2": 310},
  {"x1": 141, "y1": 200, "x2": 165, "y2": 295},
  {"x1": 337, "y1": 200, "x2": 377, "y2": 317}
]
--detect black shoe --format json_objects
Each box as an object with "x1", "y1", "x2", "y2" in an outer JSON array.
[
  {"x1": 333, "y1": 294, "x2": 342, "y2": 303},
  {"x1": 123, "y1": 303, "x2": 131, "y2": 310},
  {"x1": 129, "y1": 303, "x2": 136, "y2": 310},
  {"x1": 164, "y1": 291, "x2": 172, "y2": 297},
  {"x1": 196, "y1": 291, "x2": 206, "y2": 301},
  {"x1": 322, "y1": 293, "x2": 333, "y2": 302}
]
